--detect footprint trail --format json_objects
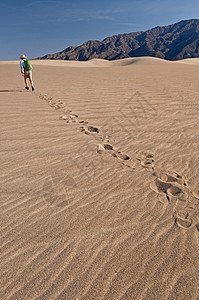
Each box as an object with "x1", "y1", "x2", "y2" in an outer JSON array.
[{"x1": 35, "y1": 91, "x2": 199, "y2": 232}]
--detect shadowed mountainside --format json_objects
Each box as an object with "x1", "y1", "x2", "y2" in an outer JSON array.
[{"x1": 38, "y1": 19, "x2": 199, "y2": 61}]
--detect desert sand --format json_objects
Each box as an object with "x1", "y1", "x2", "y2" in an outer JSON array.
[{"x1": 0, "y1": 57, "x2": 199, "y2": 299}]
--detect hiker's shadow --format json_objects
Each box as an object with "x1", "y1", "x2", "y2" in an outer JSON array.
[{"x1": 0, "y1": 89, "x2": 24, "y2": 92}]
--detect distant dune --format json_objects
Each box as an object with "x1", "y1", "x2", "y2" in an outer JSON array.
[
  {"x1": 176, "y1": 57, "x2": 199, "y2": 64},
  {"x1": 3, "y1": 56, "x2": 199, "y2": 68}
]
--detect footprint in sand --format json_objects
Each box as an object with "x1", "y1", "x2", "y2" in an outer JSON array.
[
  {"x1": 97, "y1": 143, "x2": 114, "y2": 154},
  {"x1": 150, "y1": 170, "x2": 186, "y2": 205},
  {"x1": 97, "y1": 143, "x2": 130, "y2": 160},
  {"x1": 38, "y1": 93, "x2": 65, "y2": 110},
  {"x1": 87, "y1": 126, "x2": 99, "y2": 133},
  {"x1": 150, "y1": 178, "x2": 183, "y2": 197},
  {"x1": 112, "y1": 151, "x2": 130, "y2": 162},
  {"x1": 79, "y1": 125, "x2": 99, "y2": 135},
  {"x1": 103, "y1": 144, "x2": 114, "y2": 151},
  {"x1": 150, "y1": 170, "x2": 187, "y2": 196},
  {"x1": 136, "y1": 152, "x2": 155, "y2": 170},
  {"x1": 153, "y1": 171, "x2": 186, "y2": 186},
  {"x1": 173, "y1": 210, "x2": 193, "y2": 229},
  {"x1": 60, "y1": 113, "x2": 79, "y2": 123},
  {"x1": 97, "y1": 143, "x2": 134, "y2": 171},
  {"x1": 79, "y1": 120, "x2": 88, "y2": 124},
  {"x1": 151, "y1": 171, "x2": 199, "y2": 230}
]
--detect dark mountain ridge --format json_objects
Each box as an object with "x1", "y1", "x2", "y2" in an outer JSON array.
[{"x1": 38, "y1": 19, "x2": 199, "y2": 61}]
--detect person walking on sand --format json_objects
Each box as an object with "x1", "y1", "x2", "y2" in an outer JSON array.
[{"x1": 20, "y1": 54, "x2": 34, "y2": 91}]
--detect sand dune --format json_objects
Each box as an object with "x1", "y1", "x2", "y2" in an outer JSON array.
[
  {"x1": 0, "y1": 57, "x2": 199, "y2": 300},
  {"x1": 176, "y1": 58, "x2": 199, "y2": 65},
  {"x1": 0, "y1": 56, "x2": 176, "y2": 68},
  {"x1": 2, "y1": 56, "x2": 199, "y2": 68}
]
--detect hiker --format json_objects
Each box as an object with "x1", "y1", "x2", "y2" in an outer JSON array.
[{"x1": 20, "y1": 54, "x2": 34, "y2": 91}]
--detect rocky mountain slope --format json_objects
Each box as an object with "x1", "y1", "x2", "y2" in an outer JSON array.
[{"x1": 39, "y1": 19, "x2": 199, "y2": 61}]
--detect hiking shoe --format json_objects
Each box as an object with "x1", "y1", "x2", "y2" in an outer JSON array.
[
  {"x1": 25, "y1": 86, "x2": 29, "y2": 90},
  {"x1": 32, "y1": 86, "x2": 35, "y2": 91}
]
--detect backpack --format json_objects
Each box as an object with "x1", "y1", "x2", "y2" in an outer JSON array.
[{"x1": 24, "y1": 59, "x2": 32, "y2": 71}]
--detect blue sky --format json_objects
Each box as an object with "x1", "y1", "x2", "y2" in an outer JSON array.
[{"x1": 1, "y1": 0, "x2": 199, "y2": 60}]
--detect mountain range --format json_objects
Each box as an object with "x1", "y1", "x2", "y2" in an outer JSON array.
[{"x1": 38, "y1": 19, "x2": 199, "y2": 61}]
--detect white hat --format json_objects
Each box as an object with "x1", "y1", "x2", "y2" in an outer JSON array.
[{"x1": 20, "y1": 54, "x2": 27, "y2": 59}]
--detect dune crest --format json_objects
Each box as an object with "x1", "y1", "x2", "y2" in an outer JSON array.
[{"x1": 2, "y1": 56, "x2": 199, "y2": 67}]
